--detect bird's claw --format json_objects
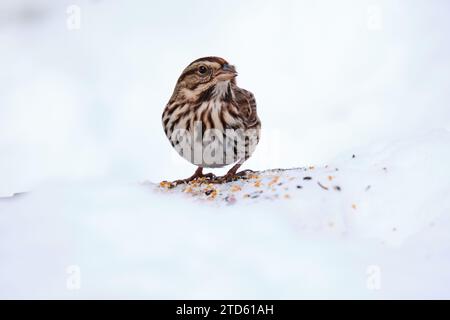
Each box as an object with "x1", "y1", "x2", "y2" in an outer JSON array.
[
  {"x1": 165, "y1": 169, "x2": 255, "y2": 187},
  {"x1": 209, "y1": 169, "x2": 254, "y2": 184},
  {"x1": 169, "y1": 172, "x2": 217, "y2": 188}
]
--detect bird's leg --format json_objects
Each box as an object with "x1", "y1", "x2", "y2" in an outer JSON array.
[
  {"x1": 171, "y1": 167, "x2": 216, "y2": 187},
  {"x1": 211, "y1": 163, "x2": 255, "y2": 183}
]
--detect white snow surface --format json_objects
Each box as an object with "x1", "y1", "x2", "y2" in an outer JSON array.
[{"x1": 1, "y1": 130, "x2": 450, "y2": 299}]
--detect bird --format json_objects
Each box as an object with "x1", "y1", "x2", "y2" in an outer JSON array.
[{"x1": 162, "y1": 56, "x2": 261, "y2": 185}]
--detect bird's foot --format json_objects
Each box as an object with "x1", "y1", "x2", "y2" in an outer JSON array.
[
  {"x1": 161, "y1": 167, "x2": 257, "y2": 188},
  {"x1": 168, "y1": 172, "x2": 217, "y2": 188},
  {"x1": 210, "y1": 169, "x2": 255, "y2": 184}
]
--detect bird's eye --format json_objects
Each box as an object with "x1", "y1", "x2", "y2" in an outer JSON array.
[{"x1": 198, "y1": 66, "x2": 208, "y2": 74}]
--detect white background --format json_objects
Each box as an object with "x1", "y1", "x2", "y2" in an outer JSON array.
[
  {"x1": 1, "y1": 0, "x2": 450, "y2": 299},
  {"x1": 1, "y1": 0, "x2": 449, "y2": 191}
]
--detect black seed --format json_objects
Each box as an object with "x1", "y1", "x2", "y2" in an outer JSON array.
[
  {"x1": 296, "y1": 185, "x2": 303, "y2": 189},
  {"x1": 303, "y1": 176, "x2": 312, "y2": 180},
  {"x1": 334, "y1": 186, "x2": 341, "y2": 191},
  {"x1": 317, "y1": 181, "x2": 329, "y2": 190}
]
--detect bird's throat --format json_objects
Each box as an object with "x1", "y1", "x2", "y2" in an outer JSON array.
[{"x1": 212, "y1": 81, "x2": 232, "y2": 101}]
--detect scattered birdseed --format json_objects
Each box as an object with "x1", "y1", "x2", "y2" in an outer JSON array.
[
  {"x1": 207, "y1": 190, "x2": 218, "y2": 200},
  {"x1": 157, "y1": 167, "x2": 351, "y2": 204},
  {"x1": 351, "y1": 204, "x2": 357, "y2": 209},
  {"x1": 225, "y1": 195, "x2": 236, "y2": 205},
  {"x1": 268, "y1": 176, "x2": 280, "y2": 186},
  {"x1": 159, "y1": 181, "x2": 172, "y2": 189},
  {"x1": 230, "y1": 185, "x2": 242, "y2": 192}
]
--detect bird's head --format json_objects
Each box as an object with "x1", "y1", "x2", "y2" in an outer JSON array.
[{"x1": 170, "y1": 56, "x2": 237, "y2": 103}]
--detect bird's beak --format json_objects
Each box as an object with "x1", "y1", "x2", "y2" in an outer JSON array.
[{"x1": 216, "y1": 64, "x2": 238, "y2": 81}]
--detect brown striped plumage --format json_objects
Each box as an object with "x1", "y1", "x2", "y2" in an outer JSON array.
[{"x1": 162, "y1": 57, "x2": 261, "y2": 184}]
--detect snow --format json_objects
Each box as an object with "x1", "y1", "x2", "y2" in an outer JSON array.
[
  {"x1": 1, "y1": 0, "x2": 450, "y2": 299},
  {"x1": 1, "y1": 130, "x2": 450, "y2": 299}
]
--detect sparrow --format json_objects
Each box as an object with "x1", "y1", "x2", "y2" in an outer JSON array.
[{"x1": 162, "y1": 57, "x2": 261, "y2": 185}]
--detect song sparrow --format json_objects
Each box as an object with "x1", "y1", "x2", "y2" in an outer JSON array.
[{"x1": 162, "y1": 57, "x2": 261, "y2": 185}]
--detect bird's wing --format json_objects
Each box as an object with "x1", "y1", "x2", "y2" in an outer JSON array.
[{"x1": 233, "y1": 86, "x2": 260, "y2": 129}]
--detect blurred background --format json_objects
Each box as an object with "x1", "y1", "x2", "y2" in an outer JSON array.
[{"x1": 1, "y1": 0, "x2": 450, "y2": 194}]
